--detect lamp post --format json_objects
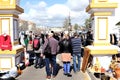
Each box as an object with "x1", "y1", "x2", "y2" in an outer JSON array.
[{"x1": 68, "y1": 12, "x2": 72, "y2": 36}]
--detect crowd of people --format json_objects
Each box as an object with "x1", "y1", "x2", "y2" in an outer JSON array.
[
  {"x1": 18, "y1": 30, "x2": 93, "y2": 80},
  {"x1": 18, "y1": 30, "x2": 120, "y2": 80}
]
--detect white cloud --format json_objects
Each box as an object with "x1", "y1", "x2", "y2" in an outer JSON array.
[
  {"x1": 66, "y1": 0, "x2": 89, "y2": 11},
  {"x1": 109, "y1": 0, "x2": 120, "y2": 33},
  {"x1": 107, "y1": 0, "x2": 120, "y2": 25},
  {"x1": 19, "y1": 0, "x2": 90, "y2": 27},
  {"x1": 47, "y1": 4, "x2": 70, "y2": 18}
]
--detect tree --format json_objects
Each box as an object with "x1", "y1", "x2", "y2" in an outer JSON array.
[
  {"x1": 84, "y1": 18, "x2": 92, "y2": 31},
  {"x1": 74, "y1": 23, "x2": 79, "y2": 31},
  {"x1": 63, "y1": 18, "x2": 69, "y2": 30}
]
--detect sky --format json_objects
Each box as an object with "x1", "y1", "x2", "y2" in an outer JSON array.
[
  {"x1": 19, "y1": 0, "x2": 90, "y2": 27},
  {"x1": 19, "y1": 0, "x2": 120, "y2": 28}
]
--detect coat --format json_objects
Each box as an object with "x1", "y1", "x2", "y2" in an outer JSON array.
[
  {"x1": 42, "y1": 37, "x2": 59, "y2": 55},
  {"x1": 0, "y1": 35, "x2": 12, "y2": 50},
  {"x1": 59, "y1": 38, "x2": 72, "y2": 53},
  {"x1": 59, "y1": 38, "x2": 72, "y2": 62}
]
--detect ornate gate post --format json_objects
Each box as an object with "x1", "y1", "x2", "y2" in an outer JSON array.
[
  {"x1": 0, "y1": 0, "x2": 24, "y2": 71},
  {"x1": 82, "y1": 0, "x2": 119, "y2": 74}
]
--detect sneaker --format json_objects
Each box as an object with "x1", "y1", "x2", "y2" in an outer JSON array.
[
  {"x1": 64, "y1": 73, "x2": 67, "y2": 76},
  {"x1": 39, "y1": 65, "x2": 43, "y2": 68},
  {"x1": 46, "y1": 76, "x2": 51, "y2": 79},
  {"x1": 34, "y1": 66, "x2": 38, "y2": 69},
  {"x1": 67, "y1": 73, "x2": 72, "y2": 77},
  {"x1": 52, "y1": 75, "x2": 56, "y2": 78}
]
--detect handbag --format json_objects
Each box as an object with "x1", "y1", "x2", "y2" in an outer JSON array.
[{"x1": 44, "y1": 39, "x2": 51, "y2": 55}]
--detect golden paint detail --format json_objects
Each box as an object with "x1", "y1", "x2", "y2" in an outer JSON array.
[
  {"x1": 85, "y1": 47, "x2": 118, "y2": 55},
  {"x1": 1, "y1": 18, "x2": 10, "y2": 35},
  {"x1": 0, "y1": 50, "x2": 16, "y2": 54},
  {"x1": 93, "y1": 42, "x2": 111, "y2": 46},
  {"x1": 92, "y1": 0, "x2": 95, "y2": 3},
  {"x1": 91, "y1": 17, "x2": 109, "y2": 46},
  {"x1": 0, "y1": 47, "x2": 24, "y2": 54},
  {"x1": 0, "y1": 0, "x2": 16, "y2": 8},
  {"x1": 90, "y1": 50, "x2": 118, "y2": 54},
  {"x1": 97, "y1": 17, "x2": 108, "y2": 40},
  {"x1": 14, "y1": 41, "x2": 19, "y2": 45},
  {"x1": 86, "y1": 3, "x2": 118, "y2": 12},
  {"x1": 0, "y1": 57, "x2": 12, "y2": 70},
  {"x1": 0, "y1": 18, "x2": 1, "y2": 34},
  {"x1": 98, "y1": 0, "x2": 108, "y2": 2},
  {"x1": 0, "y1": 0, "x2": 24, "y2": 71},
  {"x1": 90, "y1": 0, "x2": 108, "y2": 3},
  {"x1": 0, "y1": 5, "x2": 24, "y2": 13},
  {"x1": 90, "y1": 3, "x2": 118, "y2": 8},
  {"x1": 0, "y1": 0, "x2": 24, "y2": 13},
  {"x1": 0, "y1": 14, "x2": 19, "y2": 18},
  {"x1": 83, "y1": 0, "x2": 119, "y2": 73},
  {"x1": 90, "y1": 12, "x2": 112, "y2": 17},
  {"x1": 93, "y1": 12, "x2": 112, "y2": 16}
]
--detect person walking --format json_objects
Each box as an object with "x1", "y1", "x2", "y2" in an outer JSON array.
[
  {"x1": 71, "y1": 32, "x2": 82, "y2": 73},
  {"x1": 41, "y1": 33, "x2": 59, "y2": 80},
  {"x1": 33, "y1": 34, "x2": 43, "y2": 69},
  {"x1": 59, "y1": 32, "x2": 72, "y2": 77},
  {"x1": 85, "y1": 31, "x2": 93, "y2": 46},
  {"x1": 19, "y1": 31, "x2": 25, "y2": 47},
  {"x1": 24, "y1": 34, "x2": 29, "y2": 51}
]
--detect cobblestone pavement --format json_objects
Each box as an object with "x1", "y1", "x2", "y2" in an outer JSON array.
[{"x1": 16, "y1": 54, "x2": 89, "y2": 80}]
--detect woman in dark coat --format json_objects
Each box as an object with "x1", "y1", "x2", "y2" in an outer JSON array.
[
  {"x1": 59, "y1": 32, "x2": 72, "y2": 77},
  {"x1": 85, "y1": 31, "x2": 93, "y2": 46}
]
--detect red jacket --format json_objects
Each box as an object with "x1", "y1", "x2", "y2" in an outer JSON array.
[{"x1": 0, "y1": 35, "x2": 12, "y2": 50}]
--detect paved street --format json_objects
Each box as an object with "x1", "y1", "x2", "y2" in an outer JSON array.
[{"x1": 16, "y1": 54, "x2": 89, "y2": 80}]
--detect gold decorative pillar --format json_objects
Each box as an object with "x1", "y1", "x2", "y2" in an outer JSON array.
[
  {"x1": 0, "y1": 0, "x2": 24, "y2": 71},
  {"x1": 82, "y1": 0, "x2": 119, "y2": 73}
]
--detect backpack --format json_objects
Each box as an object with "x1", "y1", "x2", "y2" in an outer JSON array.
[{"x1": 33, "y1": 38, "x2": 40, "y2": 50}]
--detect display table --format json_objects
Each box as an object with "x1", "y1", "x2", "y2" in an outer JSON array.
[{"x1": 82, "y1": 45, "x2": 119, "y2": 73}]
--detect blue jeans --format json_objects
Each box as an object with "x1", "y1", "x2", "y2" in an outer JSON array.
[
  {"x1": 45, "y1": 55, "x2": 57, "y2": 76},
  {"x1": 73, "y1": 53, "x2": 81, "y2": 72},
  {"x1": 63, "y1": 62, "x2": 70, "y2": 74},
  {"x1": 34, "y1": 53, "x2": 41, "y2": 68}
]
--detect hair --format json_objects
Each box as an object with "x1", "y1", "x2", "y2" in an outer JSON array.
[
  {"x1": 74, "y1": 32, "x2": 79, "y2": 37},
  {"x1": 24, "y1": 34, "x2": 28, "y2": 39},
  {"x1": 51, "y1": 31, "x2": 54, "y2": 33},
  {"x1": 87, "y1": 31, "x2": 91, "y2": 34},
  {"x1": 35, "y1": 34, "x2": 38, "y2": 37},
  {"x1": 63, "y1": 33, "x2": 69, "y2": 39},
  {"x1": 45, "y1": 34, "x2": 48, "y2": 39}
]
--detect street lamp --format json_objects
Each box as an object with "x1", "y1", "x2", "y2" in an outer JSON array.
[{"x1": 68, "y1": 12, "x2": 72, "y2": 36}]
